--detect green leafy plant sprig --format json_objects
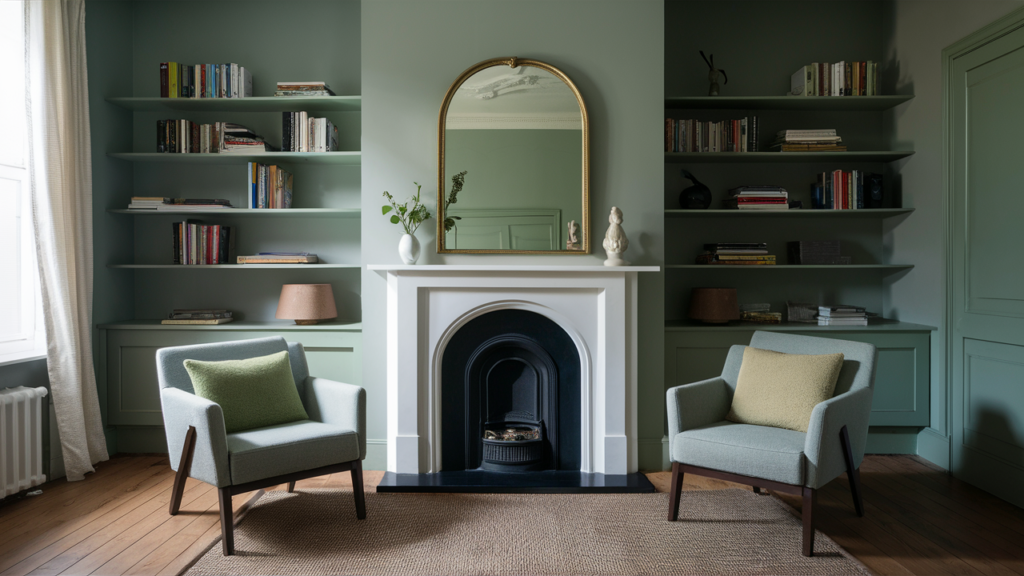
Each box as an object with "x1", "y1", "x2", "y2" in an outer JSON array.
[
  {"x1": 443, "y1": 171, "x2": 467, "y2": 233},
  {"x1": 382, "y1": 182, "x2": 431, "y2": 235}
]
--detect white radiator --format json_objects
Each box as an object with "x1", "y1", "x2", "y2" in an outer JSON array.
[{"x1": 1, "y1": 386, "x2": 48, "y2": 498}]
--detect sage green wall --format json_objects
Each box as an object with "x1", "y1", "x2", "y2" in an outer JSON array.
[
  {"x1": 87, "y1": 0, "x2": 136, "y2": 458},
  {"x1": 881, "y1": 0, "x2": 1024, "y2": 469},
  {"x1": 445, "y1": 129, "x2": 582, "y2": 248},
  {"x1": 362, "y1": 0, "x2": 665, "y2": 470}
]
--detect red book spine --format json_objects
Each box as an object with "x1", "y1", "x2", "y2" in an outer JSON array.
[{"x1": 160, "y1": 63, "x2": 169, "y2": 98}]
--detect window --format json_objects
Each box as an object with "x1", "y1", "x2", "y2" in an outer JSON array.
[{"x1": 0, "y1": 0, "x2": 45, "y2": 366}]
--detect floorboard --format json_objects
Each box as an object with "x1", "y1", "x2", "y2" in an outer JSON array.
[{"x1": 1, "y1": 455, "x2": 1021, "y2": 576}]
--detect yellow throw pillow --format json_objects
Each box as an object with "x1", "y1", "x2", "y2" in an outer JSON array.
[{"x1": 726, "y1": 347, "x2": 844, "y2": 433}]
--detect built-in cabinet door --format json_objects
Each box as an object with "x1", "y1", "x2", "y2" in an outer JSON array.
[
  {"x1": 104, "y1": 328, "x2": 361, "y2": 426},
  {"x1": 950, "y1": 20, "x2": 1024, "y2": 508}
]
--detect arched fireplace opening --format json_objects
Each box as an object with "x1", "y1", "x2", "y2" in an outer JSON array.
[{"x1": 441, "y1": 309, "x2": 581, "y2": 472}]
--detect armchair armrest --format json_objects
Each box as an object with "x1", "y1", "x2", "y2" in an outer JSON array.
[
  {"x1": 160, "y1": 387, "x2": 230, "y2": 487},
  {"x1": 804, "y1": 386, "x2": 873, "y2": 489},
  {"x1": 666, "y1": 377, "x2": 731, "y2": 458},
  {"x1": 305, "y1": 377, "x2": 366, "y2": 460}
]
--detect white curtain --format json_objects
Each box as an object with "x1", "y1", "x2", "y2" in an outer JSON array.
[{"x1": 25, "y1": 0, "x2": 109, "y2": 481}]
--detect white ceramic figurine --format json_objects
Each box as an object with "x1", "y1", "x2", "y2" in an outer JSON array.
[{"x1": 602, "y1": 207, "x2": 629, "y2": 266}]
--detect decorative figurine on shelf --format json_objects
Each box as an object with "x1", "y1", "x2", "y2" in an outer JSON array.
[
  {"x1": 566, "y1": 220, "x2": 581, "y2": 251},
  {"x1": 602, "y1": 207, "x2": 630, "y2": 266},
  {"x1": 700, "y1": 51, "x2": 728, "y2": 96},
  {"x1": 680, "y1": 169, "x2": 713, "y2": 209}
]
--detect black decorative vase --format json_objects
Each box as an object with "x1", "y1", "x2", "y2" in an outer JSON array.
[{"x1": 679, "y1": 170, "x2": 712, "y2": 209}]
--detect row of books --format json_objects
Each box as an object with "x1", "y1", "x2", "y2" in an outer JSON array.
[
  {"x1": 790, "y1": 61, "x2": 880, "y2": 97},
  {"x1": 173, "y1": 222, "x2": 234, "y2": 265},
  {"x1": 128, "y1": 197, "x2": 232, "y2": 211},
  {"x1": 275, "y1": 81, "x2": 336, "y2": 97},
  {"x1": 726, "y1": 186, "x2": 788, "y2": 211},
  {"x1": 283, "y1": 112, "x2": 339, "y2": 152},
  {"x1": 157, "y1": 121, "x2": 272, "y2": 153},
  {"x1": 237, "y1": 253, "x2": 319, "y2": 264},
  {"x1": 664, "y1": 117, "x2": 759, "y2": 153},
  {"x1": 247, "y1": 163, "x2": 294, "y2": 209},
  {"x1": 162, "y1": 309, "x2": 234, "y2": 325},
  {"x1": 771, "y1": 129, "x2": 847, "y2": 152},
  {"x1": 159, "y1": 63, "x2": 252, "y2": 99},
  {"x1": 817, "y1": 305, "x2": 871, "y2": 326},
  {"x1": 696, "y1": 242, "x2": 776, "y2": 265},
  {"x1": 815, "y1": 170, "x2": 869, "y2": 210}
]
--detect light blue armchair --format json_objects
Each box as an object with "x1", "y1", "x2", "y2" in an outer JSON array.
[
  {"x1": 666, "y1": 331, "x2": 876, "y2": 556},
  {"x1": 156, "y1": 336, "x2": 366, "y2": 555}
]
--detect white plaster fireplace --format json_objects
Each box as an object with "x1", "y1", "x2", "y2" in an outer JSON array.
[{"x1": 369, "y1": 265, "x2": 659, "y2": 476}]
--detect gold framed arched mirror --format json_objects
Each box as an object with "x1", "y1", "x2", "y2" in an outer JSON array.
[{"x1": 437, "y1": 57, "x2": 589, "y2": 254}]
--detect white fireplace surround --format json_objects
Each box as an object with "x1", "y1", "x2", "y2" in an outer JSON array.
[{"x1": 369, "y1": 265, "x2": 659, "y2": 475}]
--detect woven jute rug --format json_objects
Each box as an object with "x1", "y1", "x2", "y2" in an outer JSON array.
[{"x1": 184, "y1": 488, "x2": 871, "y2": 576}]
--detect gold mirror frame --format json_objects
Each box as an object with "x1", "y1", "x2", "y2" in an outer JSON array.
[{"x1": 437, "y1": 56, "x2": 590, "y2": 254}]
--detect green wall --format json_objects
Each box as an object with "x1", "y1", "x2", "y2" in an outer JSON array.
[
  {"x1": 361, "y1": 0, "x2": 666, "y2": 470},
  {"x1": 881, "y1": 0, "x2": 1024, "y2": 468}
]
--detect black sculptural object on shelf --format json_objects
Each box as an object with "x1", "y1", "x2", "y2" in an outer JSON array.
[
  {"x1": 700, "y1": 51, "x2": 728, "y2": 96},
  {"x1": 680, "y1": 170, "x2": 712, "y2": 209}
]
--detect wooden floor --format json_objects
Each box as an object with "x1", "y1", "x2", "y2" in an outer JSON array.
[{"x1": 1, "y1": 455, "x2": 1022, "y2": 576}]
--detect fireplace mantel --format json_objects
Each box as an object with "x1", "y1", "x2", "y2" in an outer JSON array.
[{"x1": 369, "y1": 264, "x2": 659, "y2": 476}]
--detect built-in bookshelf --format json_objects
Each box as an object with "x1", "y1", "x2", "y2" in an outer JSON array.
[
  {"x1": 108, "y1": 152, "x2": 361, "y2": 164},
  {"x1": 108, "y1": 208, "x2": 361, "y2": 217},
  {"x1": 107, "y1": 95, "x2": 361, "y2": 112},
  {"x1": 664, "y1": 151, "x2": 914, "y2": 163}
]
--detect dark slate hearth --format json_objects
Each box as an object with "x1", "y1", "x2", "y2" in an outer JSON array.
[{"x1": 376, "y1": 471, "x2": 656, "y2": 494}]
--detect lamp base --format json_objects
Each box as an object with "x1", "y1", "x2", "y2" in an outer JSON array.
[{"x1": 293, "y1": 318, "x2": 335, "y2": 325}]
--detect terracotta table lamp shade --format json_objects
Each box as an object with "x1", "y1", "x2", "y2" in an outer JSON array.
[
  {"x1": 276, "y1": 284, "x2": 337, "y2": 325},
  {"x1": 688, "y1": 287, "x2": 739, "y2": 324}
]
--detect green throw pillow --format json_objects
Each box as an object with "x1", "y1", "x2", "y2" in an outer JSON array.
[
  {"x1": 726, "y1": 347, "x2": 844, "y2": 433},
  {"x1": 184, "y1": 350, "x2": 309, "y2": 433}
]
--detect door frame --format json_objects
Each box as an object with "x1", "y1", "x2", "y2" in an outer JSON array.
[{"x1": 942, "y1": 6, "x2": 1024, "y2": 472}]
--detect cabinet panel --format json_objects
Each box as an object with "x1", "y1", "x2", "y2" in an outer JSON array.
[
  {"x1": 104, "y1": 328, "x2": 361, "y2": 426},
  {"x1": 665, "y1": 328, "x2": 930, "y2": 427}
]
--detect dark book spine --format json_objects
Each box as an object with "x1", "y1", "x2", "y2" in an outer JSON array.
[
  {"x1": 172, "y1": 222, "x2": 180, "y2": 264},
  {"x1": 289, "y1": 113, "x2": 296, "y2": 152},
  {"x1": 157, "y1": 120, "x2": 165, "y2": 153},
  {"x1": 159, "y1": 63, "x2": 169, "y2": 98},
  {"x1": 219, "y1": 226, "x2": 228, "y2": 263},
  {"x1": 189, "y1": 65, "x2": 195, "y2": 98},
  {"x1": 169, "y1": 120, "x2": 177, "y2": 153},
  {"x1": 191, "y1": 122, "x2": 199, "y2": 153},
  {"x1": 283, "y1": 112, "x2": 291, "y2": 151}
]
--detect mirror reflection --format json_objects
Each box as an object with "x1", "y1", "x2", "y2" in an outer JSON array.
[{"x1": 440, "y1": 60, "x2": 587, "y2": 253}]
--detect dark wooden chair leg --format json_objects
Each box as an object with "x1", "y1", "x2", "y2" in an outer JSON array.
[
  {"x1": 169, "y1": 426, "x2": 197, "y2": 516},
  {"x1": 286, "y1": 481, "x2": 296, "y2": 493},
  {"x1": 752, "y1": 486, "x2": 762, "y2": 494},
  {"x1": 351, "y1": 460, "x2": 366, "y2": 520},
  {"x1": 218, "y1": 487, "x2": 234, "y2": 555},
  {"x1": 840, "y1": 425, "x2": 865, "y2": 517},
  {"x1": 667, "y1": 462, "x2": 684, "y2": 521},
  {"x1": 802, "y1": 486, "x2": 816, "y2": 557}
]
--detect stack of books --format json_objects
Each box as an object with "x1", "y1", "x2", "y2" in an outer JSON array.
[
  {"x1": 739, "y1": 303, "x2": 782, "y2": 324},
  {"x1": 157, "y1": 120, "x2": 214, "y2": 153},
  {"x1": 696, "y1": 242, "x2": 776, "y2": 265},
  {"x1": 236, "y1": 252, "x2": 318, "y2": 264},
  {"x1": 282, "y1": 112, "x2": 339, "y2": 152},
  {"x1": 221, "y1": 123, "x2": 274, "y2": 154},
  {"x1": 173, "y1": 221, "x2": 234, "y2": 265},
  {"x1": 816, "y1": 170, "x2": 868, "y2": 209},
  {"x1": 726, "y1": 186, "x2": 789, "y2": 210},
  {"x1": 128, "y1": 196, "x2": 167, "y2": 210},
  {"x1": 665, "y1": 117, "x2": 758, "y2": 153},
  {"x1": 160, "y1": 63, "x2": 252, "y2": 99},
  {"x1": 275, "y1": 81, "x2": 336, "y2": 97},
  {"x1": 247, "y1": 163, "x2": 293, "y2": 209},
  {"x1": 818, "y1": 305, "x2": 870, "y2": 326},
  {"x1": 127, "y1": 198, "x2": 232, "y2": 211},
  {"x1": 772, "y1": 130, "x2": 846, "y2": 152},
  {"x1": 161, "y1": 309, "x2": 234, "y2": 325},
  {"x1": 790, "y1": 62, "x2": 879, "y2": 97}
]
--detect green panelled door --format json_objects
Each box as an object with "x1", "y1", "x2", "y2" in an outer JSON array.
[{"x1": 950, "y1": 18, "x2": 1024, "y2": 508}]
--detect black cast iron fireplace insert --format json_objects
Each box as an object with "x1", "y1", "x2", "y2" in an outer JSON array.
[{"x1": 440, "y1": 309, "x2": 581, "y2": 472}]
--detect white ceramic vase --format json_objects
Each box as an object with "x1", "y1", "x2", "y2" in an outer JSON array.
[{"x1": 398, "y1": 234, "x2": 420, "y2": 265}]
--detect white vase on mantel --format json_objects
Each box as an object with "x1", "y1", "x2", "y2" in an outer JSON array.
[{"x1": 398, "y1": 234, "x2": 420, "y2": 265}]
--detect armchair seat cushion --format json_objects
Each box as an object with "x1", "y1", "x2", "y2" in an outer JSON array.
[
  {"x1": 227, "y1": 420, "x2": 360, "y2": 485},
  {"x1": 672, "y1": 421, "x2": 807, "y2": 485}
]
